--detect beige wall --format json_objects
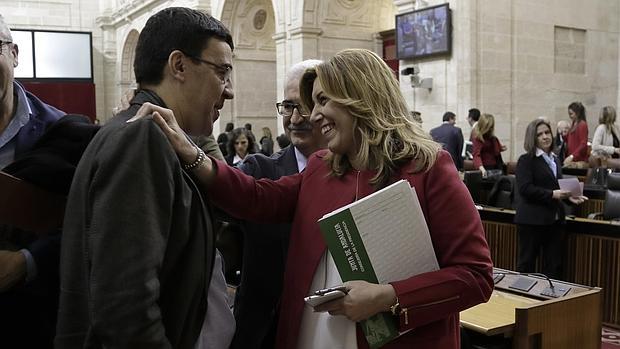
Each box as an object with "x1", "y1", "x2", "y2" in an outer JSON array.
[
  {"x1": 399, "y1": 0, "x2": 620, "y2": 161},
  {"x1": 7, "y1": 0, "x2": 620, "y2": 160}
]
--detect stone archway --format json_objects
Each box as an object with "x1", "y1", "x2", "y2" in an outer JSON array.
[
  {"x1": 119, "y1": 29, "x2": 139, "y2": 91},
  {"x1": 217, "y1": 0, "x2": 278, "y2": 141}
]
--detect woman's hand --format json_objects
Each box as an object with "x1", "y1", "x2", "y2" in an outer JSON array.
[
  {"x1": 500, "y1": 145, "x2": 507, "y2": 152},
  {"x1": 568, "y1": 195, "x2": 588, "y2": 205},
  {"x1": 563, "y1": 155, "x2": 574, "y2": 166},
  {"x1": 479, "y1": 166, "x2": 487, "y2": 178},
  {"x1": 552, "y1": 189, "x2": 571, "y2": 200},
  {"x1": 127, "y1": 103, "x2": 196, "y2": 164},
  {"x1": 313, "y1": 281, "x2": 396, "y2": 322}
]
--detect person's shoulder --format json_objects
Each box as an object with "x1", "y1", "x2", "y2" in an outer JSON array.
[
  {"x1": 516, "y1": 153, "x2": 534, "y2": 166},
  {"x1": 24, "y1": 89, "x2": 65, "y2": 121},
  {"x1": 243, "y1": 151, "x2": 274, "y2": 167},
  {"x1": 305, "y1": 149, "x2": 329, "y2": 174}
]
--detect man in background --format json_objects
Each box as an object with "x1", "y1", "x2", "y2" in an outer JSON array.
[
  {"x1": 467, "y1": 107, "x2": 481, "y2": 140},
  {"x1": 464, "y1": 107, "x2": 481, "y2": 159},
  {"x1": 430, "y1": 111, "x2": 464, "y2": 170},
  {"x1": 231, "y1": 59, "x2": 326, "y2": 349},
  {"x1": 0, "y1": 14, "x2": 65, "y2": 348},
  {"x1": 555, "y1": 119, "x2": 570, "y2": 164}
]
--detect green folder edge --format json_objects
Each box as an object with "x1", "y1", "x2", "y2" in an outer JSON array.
[{"x1": 319, "y1": 209, "x2": 399, "y2": 349}]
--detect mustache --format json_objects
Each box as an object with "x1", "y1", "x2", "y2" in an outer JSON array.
[{"x1": 287, "y1": 122, "x2": 314, "y2": 132}]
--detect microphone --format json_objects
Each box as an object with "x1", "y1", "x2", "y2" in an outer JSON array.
[
  {"x1": 492, "y1": 269, "x2": 570, "y2": 298},
  {"x1": 522, "y1": 272, "x2": 554, "y2": 289}
]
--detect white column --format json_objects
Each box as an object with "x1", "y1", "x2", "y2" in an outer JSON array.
[{"x1": 273, "y1": 31, "x2": 287, "y2": 135}]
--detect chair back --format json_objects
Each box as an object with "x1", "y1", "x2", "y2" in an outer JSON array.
[
  {"x1": 488, "y1": 175, "x2": 517, "y2": 210},
  {"x1": 603, "y1": 173, "x2": 620, "y2": 220},
  {"x1": 0, "y1": 171, "x2": 65, "y2": 234},
  {"x1": 463, "y1": 170, "x2": 482, "y2": 203}
]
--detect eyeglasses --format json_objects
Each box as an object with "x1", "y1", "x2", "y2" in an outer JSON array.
[
  {"x1": 276, "y1": 102, "x2": 310, "y2": 118},
  {"x1": 0, "y1": 40, "x2": 12, "y2": 55},
  {"x1": 181, "y1": 51, "x2": 232, "y2": 84}
]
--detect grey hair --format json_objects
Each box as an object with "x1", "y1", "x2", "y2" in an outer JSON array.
[
  {"x1": 285, "y1": 59, "x2": 323, "y2": 85},
  {"x1": 0, "y1": 15, "x2": 12, "y2": 41}
]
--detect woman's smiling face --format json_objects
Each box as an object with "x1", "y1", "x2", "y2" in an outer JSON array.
[{"x1": 309, "y1": 78, "x2": 357, "y2": 159}]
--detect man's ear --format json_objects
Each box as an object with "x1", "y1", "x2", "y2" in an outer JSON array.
[
  {"x1": 168, "y1": 50, "x2": 186, "y2": 82},
  {"x1": 10, "y1": 43, "x2": 18, "y2": 68}
]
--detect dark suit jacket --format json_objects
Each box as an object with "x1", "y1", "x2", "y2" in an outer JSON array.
[
  {"x1": 514, "y1": 153, "x2": 565, "y2": 225},
  {"x1": 430, "y1": 123, "x2": 464, "y2": 169},
  {"x1": 0, "y1": 115, "x2": 100, "y2": 349},
  {"x1": 14, "y1": 83, "x2": 65, "y2": 157},
  {"x1": 231, "y1": 145, "x2": 299, "y2": 349},
  {"x1": 56, "y1": 90, "x2": 215, "y2": 348}
]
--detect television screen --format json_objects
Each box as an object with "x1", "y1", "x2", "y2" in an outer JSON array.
[{"x1": 396, "y1": 3, "x2": 451, "y2": 60}]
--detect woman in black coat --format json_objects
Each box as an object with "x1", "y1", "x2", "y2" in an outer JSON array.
[{"x1": 514, "y1": 118, "x2": 587, "y2": 280}]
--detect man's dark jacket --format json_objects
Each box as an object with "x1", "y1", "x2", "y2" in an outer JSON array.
[
  {"x1": 55, "y1": 90, "x2": 215, "y2": 348},
  {"x1": 430, "y1": 123, "x2": 464, "y2": 169},
  {"x1": 231, "y1": 145, "x2": 298, "y2": 349},
  {"x1": 13, "y1": 84, "x2": 65, "y2": 158}
]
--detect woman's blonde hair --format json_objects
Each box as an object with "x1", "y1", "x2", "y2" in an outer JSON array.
[
  {"x1": 262, "y1": 126, "x2": 272, "y2": 139},
  {"x1": 474, "y1": 113, "x2": 496, "y2": 142},
  {"x1": 299, "y1": 48, "x2": 440, "y2": 187},
  {"x1": 598, "y1": 106, "x2": 617, "y2": 132}
]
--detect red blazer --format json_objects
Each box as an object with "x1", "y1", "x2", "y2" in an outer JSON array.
[
  {"x1": 472, "y1": 135, "x2": 502, "y2": 169},
  {"x1": 566, "y1": 120, "x2": 589, "y2": 161},
  {"x1": 209, "y1": 150, "x2": 493, "y2": 349}
]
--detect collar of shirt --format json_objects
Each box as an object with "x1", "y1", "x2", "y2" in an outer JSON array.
[
  {"x1": 535, "y1": 147, "x2": 556, "y2": 158},
  {"x1": 294, "y1": 146, "x2": 308, "y2": 173},
  {"x1": 536, "y1": 147, "x2": 557, "y2": 176},
  {"x1": 0, "y1": 81, "x2": 32, "y2": 148}
]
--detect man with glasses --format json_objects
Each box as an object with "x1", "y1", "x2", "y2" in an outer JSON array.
[
  {"x1": 0, "y1": 15, "x2": 65, "y2": 171},
  {"x1": 56, "y1": 8, "x2": 235, "y2": 348},
  {"x1": 0, "y1": 14, "x2": 65, "y2": 348},
  {"x1": 231, "y1": 59, "x2": 326, "y2": 349}
]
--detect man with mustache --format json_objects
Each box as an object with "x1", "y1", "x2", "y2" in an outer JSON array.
[{"x1": 230, "y1": 59, "x2": 326, "y2": 349}]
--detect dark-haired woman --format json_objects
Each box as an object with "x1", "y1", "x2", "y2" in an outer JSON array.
[
  {"x1": 225, "y1": 127, "x2": 255, "y2": 166},
  {"x1": 564, "y1": 102, "x2": 589, "y2": 167},
  {"x1": 515, "y1": 118, "x2": 587, "y2": 280}
]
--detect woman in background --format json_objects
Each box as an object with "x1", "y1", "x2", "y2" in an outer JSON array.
[
  {"x1": 225, "y1": 127, "x2": 255, "y2": 166},
  {"x1": 259, "y1": 126, "x2": 274, "y2": 156},
  {"x1": 472, "y1": 113, "x2": 507, "y2": 177},
  {"x1": 515, "y1": 118, "x2": 586, "y2": 280},
  {"x1": 132, "y1": 48, "x2": 493, "y2": 349},
  {"x1": 590, "y1": 106, "x2": 620, "y2": 170},
  {"x1": 564, "y1": 102, "x2": 589, "y2": 167}
]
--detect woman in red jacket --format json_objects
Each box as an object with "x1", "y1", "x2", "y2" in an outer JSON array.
[
  {"x1": 564, "y1": 101, "x2": 589, "y2": 166},
  {"x1": 472, "y1": 113, "x2": 507, "y2": 177},
  {"x1": 131, "y1": 49, "x2": 493, "y2": 349}
]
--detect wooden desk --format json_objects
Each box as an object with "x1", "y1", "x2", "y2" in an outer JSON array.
[
  {"x1": 478, "y1": 206, "x2": 620, "y2": 328},
  {"x1": 461, "y1": 269, "x2": 602, "y2": 349},
  {"x1": 461, "y1": 290, "x2": 540, "y2": 337}
]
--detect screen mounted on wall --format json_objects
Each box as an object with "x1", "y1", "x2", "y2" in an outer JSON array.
[{"x1": 396, "y1": 3, "x2": 452, "y2": 60}]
